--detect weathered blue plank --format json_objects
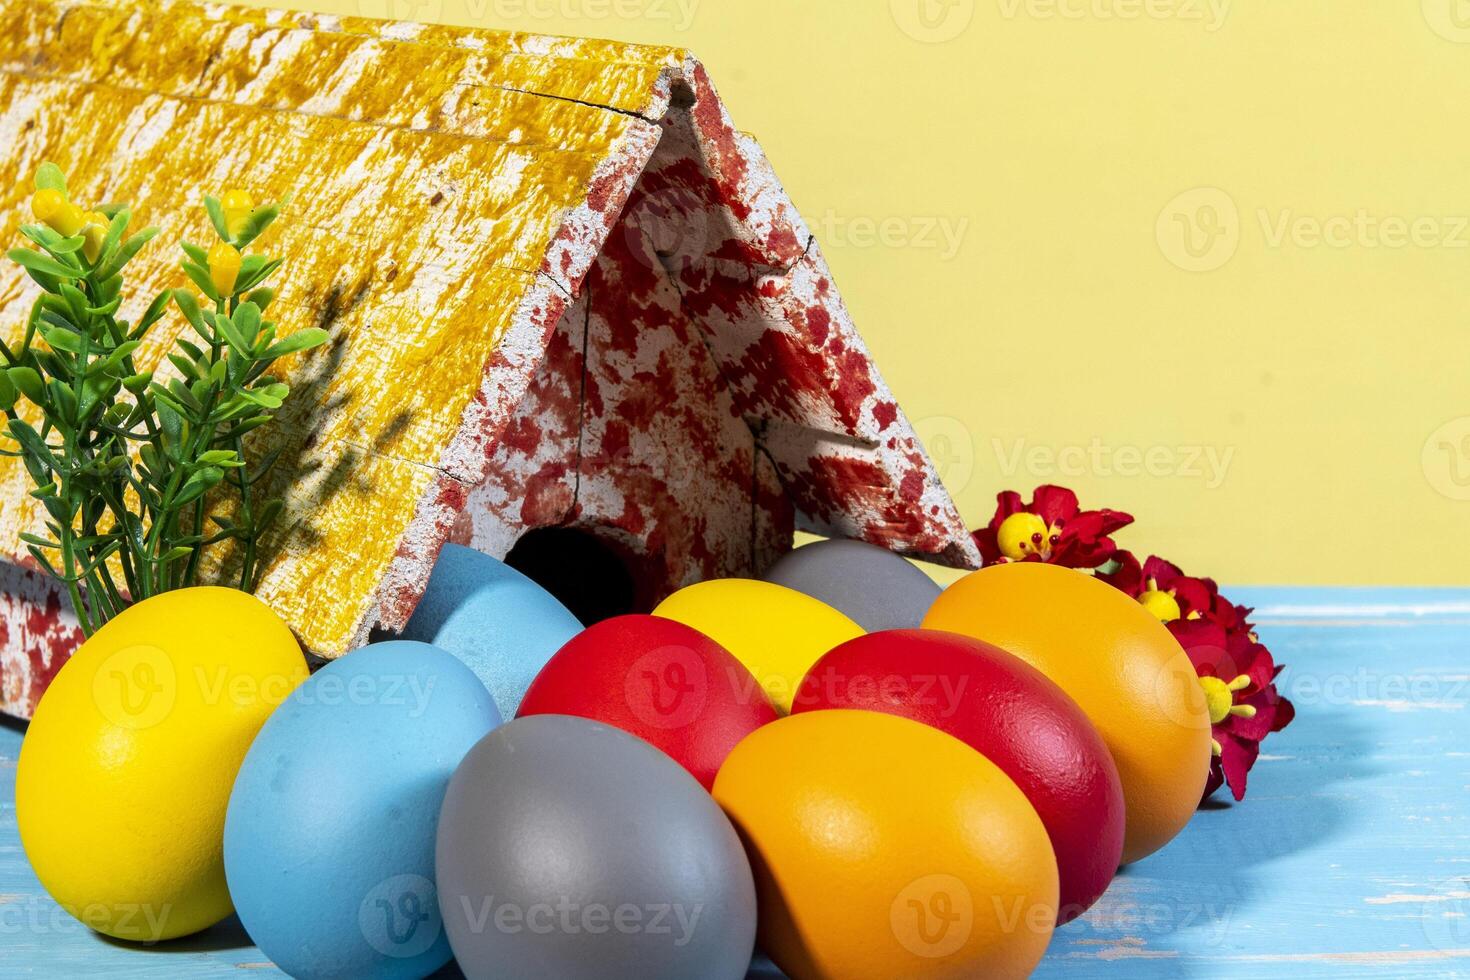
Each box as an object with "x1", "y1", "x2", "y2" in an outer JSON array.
[
  {"x1": 1034, "y1": 589, "x2": 1470, "y2": 978},
  {"x1": 1, "y1": 587, "x2": 1467, "y2": 977}
]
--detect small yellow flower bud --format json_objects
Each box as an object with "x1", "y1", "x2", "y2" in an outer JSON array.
[
  {"x1": 221, "y1": 189, "x2": 254, "y2": 239},
  {"x1": 31, "y1": 188, "x2": 66, "y2": 222},
  {"x1": 53, "y1": 203, "x2": 86, "y2": 238},
  {"x1": 207, "y1": 241, "x2": 242, "y2": 296},
  {"x1": 31, "y1": 189, "x2": 85, "y2": 237},
  {"x1": 80, "y1": 211, "x2": 109, "y2": 263}
]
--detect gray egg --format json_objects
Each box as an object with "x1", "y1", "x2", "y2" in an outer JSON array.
[
  {"x1": 436, "y1": 715, "x2": 757, "y2": 980},
  {"x1": 762, "y1": 538, "x2": 943, "y2": 632}
]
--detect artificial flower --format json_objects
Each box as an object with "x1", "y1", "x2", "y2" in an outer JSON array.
[
  {"x1": 973, "y1": 485, "x2": 1295, "y2": 802},
  {"x1": 31, "y1": 188, "x2": 85, "y2": 238},
  {"x1": 1102, "y1": 551, "x2": 1215, "y2": 624},
  {"x1": 207, "y1": 240, "x2": 242, "y2": 296},
  {"x1": 972, "y1": 485, "x2": 1133, "y2": 568},
  {"x1": 221, "y1": 189, "x2": 254, "y2": 239},
  {"x1": 1167, "y1": 616, "x2": 1295, "y2": 801},
  {"x1": 80, "y1": 211, "x2": 109, "y2": 263}
]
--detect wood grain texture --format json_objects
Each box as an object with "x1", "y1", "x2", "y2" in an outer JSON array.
[
  {"x1": 1, "y1": 586, "x2": 1467, "y2": 977},
  {"x1": 0, "y1": 0, "x2": 981, "y2": 718},
  {"x1": 0, "y1": 0, "x2": 658, "y2": 662}
]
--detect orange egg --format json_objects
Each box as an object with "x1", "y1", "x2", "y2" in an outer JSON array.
[
  {"x1": 713, "y1": 710, "x2": 1057, "y2": 980},
  {"x1": 923, "y1": 562, "x2": 1212, "y2": 863}
]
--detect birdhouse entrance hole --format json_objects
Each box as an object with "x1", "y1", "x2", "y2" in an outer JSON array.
[{"x1": 504, "y1": 527, "x2": 639, "y2": 627}]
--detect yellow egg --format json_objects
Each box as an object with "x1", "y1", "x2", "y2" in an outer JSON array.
[
  {"x1": 713, "y1": 710, "x2": 1058, "y2": 980},
  {"x1": 653, "y1": 579, "x2": 863, "y2": 713},
  {"x1": 923, "y1": 562, "x2": 1213, "y2": 863},
  {"x1": 16, "y1": 588, "x2": 308, "y2": 941}
]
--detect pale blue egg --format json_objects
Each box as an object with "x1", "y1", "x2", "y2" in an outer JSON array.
[
  {"x1": 402, "y1": 543, "x2": 583, "y2": 719},
  {"x1": 224, "y1": 641, "x2": 501, "y2": 980}
]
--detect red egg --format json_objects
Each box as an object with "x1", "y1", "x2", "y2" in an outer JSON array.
[
  {"x1": 517, "y1": 615, "x2": 778, "y2": 790},
  {"x1": 792, "y1": 629, "x2": 1125, "y2": 923}
]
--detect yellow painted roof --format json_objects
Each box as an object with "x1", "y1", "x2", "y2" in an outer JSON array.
[{"x1": 0, "y1": 0, "x2": 691, "y2": 653}]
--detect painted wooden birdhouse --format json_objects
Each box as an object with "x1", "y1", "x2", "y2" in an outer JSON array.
[{"x1": 0, "y1": 0, "x2": 980, "y2": 717}]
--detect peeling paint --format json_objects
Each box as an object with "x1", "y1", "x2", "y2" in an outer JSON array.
[{"x1": 0, "y1": 0, "x2": 977, "y2": 717}]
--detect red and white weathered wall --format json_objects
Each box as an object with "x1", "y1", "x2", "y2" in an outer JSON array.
[{"x1": 0, "y1": 0, "x2": 979, "y2": 717}]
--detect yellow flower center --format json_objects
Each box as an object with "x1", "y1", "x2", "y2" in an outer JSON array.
[
  {"x1": 222, "y1": 189, "x2": 255, "y2": 239},
  {"x1": 1139, "y1": 578, "x2": 1182, "y2": 622},
  {"x1": 996, "y1": 511, "x2": 1056, "y2": 560},
  {"x1": 208, "y1": 241, "x2": 243, "y2": 296},
  {"x1": 1199, "y1": 672, "x2": 1255, "y2": 729}
]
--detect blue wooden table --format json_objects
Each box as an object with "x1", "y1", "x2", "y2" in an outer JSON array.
[{"x1": 3, "y1": 586, "x2": 1469, "y2": 978}]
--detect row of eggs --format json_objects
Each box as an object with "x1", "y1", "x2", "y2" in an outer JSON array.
[{"x1": 15, "y1": 539, "x2": 1211, "y2": 979}]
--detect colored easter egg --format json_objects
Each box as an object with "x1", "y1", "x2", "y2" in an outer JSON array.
[
  {"x1": 762, "y1": 538, "x2": 942, "y2": 631},
  {"x1": 517, "y1": 615, "x2": 778, "y2": 789},
  {"x1": 16, "y1": 588, "x2": 308, "y2": 941},
  {"x1": 792, "y1": 629, "x2": 1124, "y2": 922},
  {"x1": 437, "y1": 715, "x2": 757, "y2": 980},
  {"x1": 402, "y1": 543, "x2": 582, "y2": 719},
  {"x1": 224, "y1": 641, "x2": 500, "y2": 979},
  {"x1": 652, "y1": 579, "x2": 863, "y2": 713},
  {"x1": 713, "y1": 710, "x2": 1057, "y2": 979},
  {"x1": 923, "y1": 562, "x2": 1212, "y2": 863}
]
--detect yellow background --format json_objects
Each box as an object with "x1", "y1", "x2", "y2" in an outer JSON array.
[{"x1": 261, "y1": 0, "x2": 1470, "y2": 585}]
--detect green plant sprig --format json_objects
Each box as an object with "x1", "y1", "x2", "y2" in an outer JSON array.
[{"x1": 0, "y1": 164, "x2": 328, "y2": 635}]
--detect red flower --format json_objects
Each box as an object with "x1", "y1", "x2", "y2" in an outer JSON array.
[
  {"x1": 1168, "y1": 617, "x2": 1295, "y2": 801},
  {"x1": 972, "y1": 485, "x2": 1133, "y2": 569},
  {"x1": 970, "y1": 486, "x2": 1296, "y2": 803},
  {"x1": 1182, "y1": 573, "x2": 1256, "y2": 635},
  {"x1": 1100, "y1": 552, "x2": 1214, "y2": 624}
]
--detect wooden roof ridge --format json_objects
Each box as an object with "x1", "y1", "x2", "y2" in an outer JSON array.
[{"x1": 0, "y1": 0, "x2": 979, "y2": 704}]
